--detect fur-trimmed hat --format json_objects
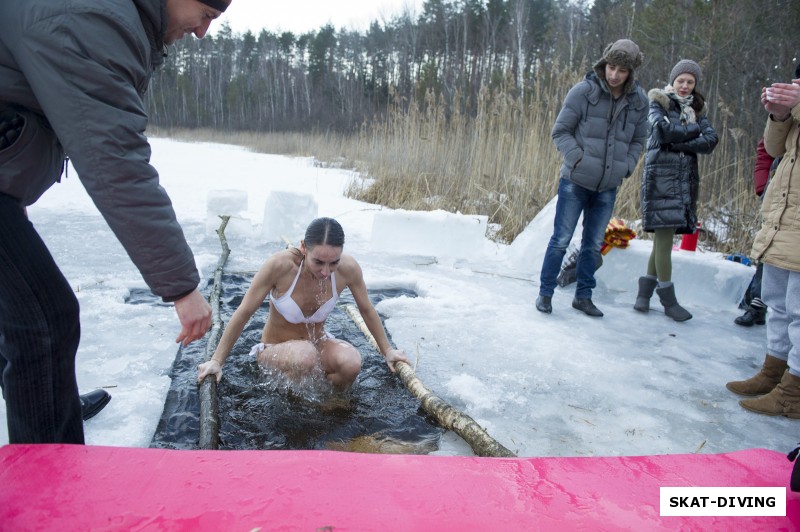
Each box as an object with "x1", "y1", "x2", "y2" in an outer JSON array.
[
  {"x1": 670, "y1": 59, "x2": 701, "y2": 86},
  {"x1": 594, "y1": 39, "x2": 644, "y2": 72}
]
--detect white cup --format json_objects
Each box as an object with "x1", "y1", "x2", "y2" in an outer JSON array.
[{"x1": 766, "y1": 87, "x2": 776, "y2": 101}]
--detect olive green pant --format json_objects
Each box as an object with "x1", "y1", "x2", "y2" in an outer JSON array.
[{"x1": 647, "y1": 228, "x2": 677, "y2": 282}]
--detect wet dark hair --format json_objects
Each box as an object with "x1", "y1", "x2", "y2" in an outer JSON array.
[{"x1": 304, "y1": 217, "x2": 345, "y2": 248}]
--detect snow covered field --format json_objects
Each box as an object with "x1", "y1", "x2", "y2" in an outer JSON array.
[{"x1": 1, "y1": 137, "x2": 792, "y2": 458}]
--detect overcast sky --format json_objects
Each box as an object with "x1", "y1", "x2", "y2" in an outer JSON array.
[{"x1": 217, "y1": 0, "x2": 424, "y2": 35}]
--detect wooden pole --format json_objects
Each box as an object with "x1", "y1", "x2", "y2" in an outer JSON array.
[
  {"x1": 344, "y1": 304, "x2": 516, "y2": 458},
  {"x1": 198, "y1": 215, "x2": 231, "y2": 450}
]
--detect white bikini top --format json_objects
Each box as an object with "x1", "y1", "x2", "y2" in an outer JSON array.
[{"x1": 270, "y1": 259, "x2": 338, "y2": 324}]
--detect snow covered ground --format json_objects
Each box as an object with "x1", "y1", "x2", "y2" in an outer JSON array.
[{"x1": 1, "y1": 137, "x2": 792, "y2": 458}]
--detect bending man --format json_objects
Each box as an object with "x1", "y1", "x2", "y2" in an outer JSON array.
[{"x1": 0, "y1": 0, "x2": 231, "y2": 444}]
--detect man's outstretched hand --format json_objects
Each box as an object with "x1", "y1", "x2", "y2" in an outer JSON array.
[{"x1": 174, "y1": 289, "x2": 212, "y2": 346}]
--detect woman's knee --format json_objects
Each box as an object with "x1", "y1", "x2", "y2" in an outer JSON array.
[
  {"x1": 327, "y1": 350, "x2": 361, "y2": 388},
  {"x1": 339, "y1": 350, "x2": 362, "y2": 378},
  {"x1": 294, "y1": 350, "x2": 321, "y2": 373},
  {"x1": 285, "y1": 342, "x2": 319, "y2": 373},
  {"x1": 324, "y1": 343, "x2": 361, "y2": 376}
]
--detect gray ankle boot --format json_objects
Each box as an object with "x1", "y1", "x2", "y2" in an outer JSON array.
[
  {"x1": 633, "y1": 276, "x2": 658, "y2": 312},
  {"x1": 656, "y1": 283, "x2": 692, "y2": 321}
]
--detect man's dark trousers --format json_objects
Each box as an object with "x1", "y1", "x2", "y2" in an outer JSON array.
[{"x1": 0, "y1": 192, "x2": 83, "y2": 443}]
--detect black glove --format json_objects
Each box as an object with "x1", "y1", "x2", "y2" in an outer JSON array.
[{"x1": 0, "y1": 111, "x2": 24, "y2": 150}]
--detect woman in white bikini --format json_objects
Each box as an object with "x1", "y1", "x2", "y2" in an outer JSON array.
[{"x1": 196, "y1": 217, "x2": 408, "y2": 388}]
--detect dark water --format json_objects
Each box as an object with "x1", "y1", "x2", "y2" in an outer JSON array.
[{"x1": 142, "y1": 274, "x2": 443, "y2": 452}]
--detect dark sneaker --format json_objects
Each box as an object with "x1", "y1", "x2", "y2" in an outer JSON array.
[
  {"x1": 734, "y1": 306, "x2": 766, "y2": 327},
  {"x1": 572, "y1": 298, "x2": 603, "y2": 317},
  {"x1": 80, "y1": 389, "x2": 111, "y2": 421},
  {"x1": 536, "y1": 295, "x2": 552, "y2": 314}
]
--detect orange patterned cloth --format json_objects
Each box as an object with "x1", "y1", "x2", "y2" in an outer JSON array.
[{"x1": 600, "y1": 218, "x2": 636, "y2": 255}]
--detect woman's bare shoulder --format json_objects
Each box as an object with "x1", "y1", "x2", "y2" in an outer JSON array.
[
  {"x1": 257, "y1": 248, "x2": 302, "y2": 280},
  {"x1": 336, "y1": 253, "x2": 363, "y2": 283}
]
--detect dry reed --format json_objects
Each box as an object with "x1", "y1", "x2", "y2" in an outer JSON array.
[{"x1": 153, "y1": 70, "x2": 763, "y2": 255}]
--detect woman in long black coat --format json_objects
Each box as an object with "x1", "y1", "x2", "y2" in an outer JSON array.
[{"x1": 633, "y1": 59, "x2": 718, "y2": 321}]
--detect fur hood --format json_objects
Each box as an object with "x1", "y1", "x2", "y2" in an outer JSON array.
[{"x1": 648, "y1": 87, "x2": 708, "y2": 116}]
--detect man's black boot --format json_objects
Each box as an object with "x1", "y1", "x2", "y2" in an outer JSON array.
[
  {"x1": 536, "y1": 295, "x2": 552, "y2": 314},
  {"x1": 80, "y1": 389, "x2": 111, "y2": 421},
  {"x1": 572, "y1": 298, "x2": 603, "y2": 317}
]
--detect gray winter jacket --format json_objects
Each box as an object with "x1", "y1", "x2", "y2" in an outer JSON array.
[
  {"x1": 552, "y1": 69, "x2": 648, "y2": 192},
  {"x1": 0, "y1": 0, "x2": 200, "y2": 301}
]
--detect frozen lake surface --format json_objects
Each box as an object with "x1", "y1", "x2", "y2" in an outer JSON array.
[{"x1": 1, "y1": 138, "x2": 791, "y2": 459}]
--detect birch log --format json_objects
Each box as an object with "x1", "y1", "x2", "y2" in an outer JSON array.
[
  {"x1": 198, "y1": 215, "x2": 231, "y2": 450},
  {"x1": 344, "y1": 304, "x2": 516, "y2": 458}
]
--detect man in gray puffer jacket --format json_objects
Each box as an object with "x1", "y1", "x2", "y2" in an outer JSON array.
[
  {"x1": 0, "y1": 0, "x2": 231, "y2": 444},
  {"x1": 537, "y1": 39, "x2": 648, "y2": 318}
]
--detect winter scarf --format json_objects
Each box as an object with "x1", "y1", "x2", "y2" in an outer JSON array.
[{"x1": 664, "y1": 85, "x2": 696, "y2": 125}]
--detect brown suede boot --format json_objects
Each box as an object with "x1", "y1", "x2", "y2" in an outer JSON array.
[
  {"x1": 726, "y1": 354, "x2": 788, "y2": 396},
  {"x1": 739, "y1": 371, "x2": 800, "y2": 419}
]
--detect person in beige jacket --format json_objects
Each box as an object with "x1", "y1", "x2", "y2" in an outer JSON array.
[{"x1": 726, "y1": 64, "x2": 800, "y2": 418}]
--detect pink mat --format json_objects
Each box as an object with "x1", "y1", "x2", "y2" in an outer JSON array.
[{"x1": 1, "y1": 445, "x2": 797, "y2": 530}]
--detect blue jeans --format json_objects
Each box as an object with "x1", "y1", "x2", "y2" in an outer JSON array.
[
  {"x1": 0, "y1": 192, "x2": 84, "y2": 443},
  {"x1": 539, "y1": 179, "x2": 617, "y2": 300}
]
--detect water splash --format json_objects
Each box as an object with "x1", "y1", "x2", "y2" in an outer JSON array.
[{"x1": 256, "y1": 360, "x2": 351, "y2": 407}]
